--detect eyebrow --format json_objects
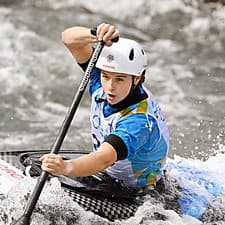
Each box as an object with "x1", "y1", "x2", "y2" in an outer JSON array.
[
  {"x1": 101, "y1": 72, "x2": 128, "y2": 78},
  {"x1": 115, "y1": 75, "x2": 127, "y2": 78}
]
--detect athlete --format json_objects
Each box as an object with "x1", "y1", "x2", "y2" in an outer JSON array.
[{"x1": 41, "y1": 23, "x2": 169, "y2": 188}]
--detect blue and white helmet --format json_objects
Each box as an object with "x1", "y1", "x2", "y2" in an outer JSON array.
[{"x1": 96, "y1": 38, "x2": 147, "y2": 76}]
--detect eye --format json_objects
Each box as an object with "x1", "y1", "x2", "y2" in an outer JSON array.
[
  {"x1": 101, "y1": 72, "x2": 109, "y2": 80},
  {"x1": 116, "y1": 77, "x2": 124, "y2": 82},
  {"x1": 101, "y1": 72, "x2": 107, "y2": 77}
]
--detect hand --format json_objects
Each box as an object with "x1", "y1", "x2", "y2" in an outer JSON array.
[
  {"x1": 96, "y1": 23, "x2": 119, "y2": 46},
  {"x1": 40, "y1": 154, "x2": 67, "y2": 176}
]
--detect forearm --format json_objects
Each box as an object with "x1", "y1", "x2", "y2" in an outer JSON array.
[
  {"x1": 61, "y1": 26, "x2": 96, "y2": 63},
  {"x1": 61, "y1": 23, "x2": 119, "y2": 63},
  {"x1": 62, "y1": 26, "x2": 97, "y2": 49},
  {"x1": 65, "y1": 143, "x2": 117, "y2": 177}
]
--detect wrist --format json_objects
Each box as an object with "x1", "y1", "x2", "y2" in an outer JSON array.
[{"x1": 64, "y1": 161, "x2": 73, "y2": 175}]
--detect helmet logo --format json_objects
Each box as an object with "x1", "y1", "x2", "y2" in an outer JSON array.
[{"x1": 106, "y1": 54, "x2": 114, "y2": 63}]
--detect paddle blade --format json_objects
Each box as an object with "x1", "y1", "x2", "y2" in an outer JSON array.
[{"x1": 12, "y1": 215, "x2": 30, "y2": 225}]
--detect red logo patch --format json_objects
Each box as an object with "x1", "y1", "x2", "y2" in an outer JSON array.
[{"x1": 106, "y1": 54, "x2": 114, "y2": 62}]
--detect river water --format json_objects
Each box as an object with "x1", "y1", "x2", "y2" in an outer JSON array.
[{"x1": 0, "y1": 0, "x2": 225, "y2": 225}]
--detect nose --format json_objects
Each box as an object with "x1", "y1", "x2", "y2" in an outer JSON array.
[{"x1": 108, "y1": 78, "x2": 116, "y2": 90}]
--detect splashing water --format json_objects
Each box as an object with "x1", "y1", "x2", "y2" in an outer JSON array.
[{"x1": 1, "y1": 149, "x2": 225, "y2": 225}]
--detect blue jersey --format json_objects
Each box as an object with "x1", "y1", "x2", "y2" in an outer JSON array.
[{"x1": 89, "y1": 67, "x2": 169, "y2": 187}]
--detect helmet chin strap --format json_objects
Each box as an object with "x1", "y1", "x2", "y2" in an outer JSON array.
[{"x1": 129, "y1": 76, "x2": 137, "y2": 96}]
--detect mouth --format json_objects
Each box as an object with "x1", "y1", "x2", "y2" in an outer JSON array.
[{"x1": 107, "y1": 93, "x2": 116, "y2": 101}]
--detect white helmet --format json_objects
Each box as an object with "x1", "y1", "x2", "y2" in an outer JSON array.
[{"x1": 96, "y1": 38, "x2": 148, "y2": 76}]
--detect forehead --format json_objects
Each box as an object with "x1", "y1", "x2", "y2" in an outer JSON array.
[{"x1": 101, "y1": 70, "x2": 131, "y2": 78}]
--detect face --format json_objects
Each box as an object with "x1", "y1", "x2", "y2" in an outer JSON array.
[{"x1": 100, "y1": 70, "x2": 141, "y2": 105}]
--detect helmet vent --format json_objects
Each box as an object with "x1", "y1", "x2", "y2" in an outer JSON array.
[
  {"x1": 129, "y1": 48, "x2": 134, "y2": 61},
  {"x1": 141, "y1": 49, "x2": 145, "y2": 55}
]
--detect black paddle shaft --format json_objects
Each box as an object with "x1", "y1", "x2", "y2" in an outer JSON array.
[{"x1": 12, "y1": 40, "x2": 105, "y2": 225}]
